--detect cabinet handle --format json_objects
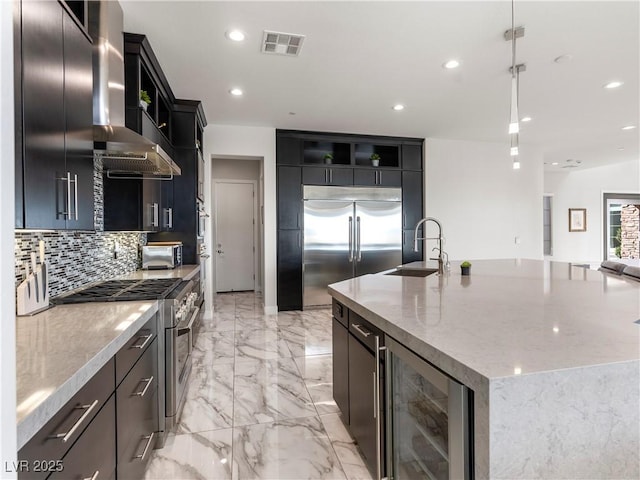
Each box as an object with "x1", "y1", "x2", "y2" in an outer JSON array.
[
  {"x1": 324, "y1": 168, "x2": 328, "y2": 184},
  {"x1": 372, "y1": 371, "x2": 377, "y2": 418},
  {"x1": 152, "y1": 203, "x2": 159, "y2": 227},
  {"x1": 168, "y1": 208, "x2": 173, "y2": 229},
  {"x1": 66, "y1": 172, "x2": 72, "y2": 220},
  {"x1": 356, "y1": 216, "x2": 362, "y2": 261},
  {"x1": 131, "y1": 333, "x2": 153, "y2": 350},
  {"x1": 375, "y1": 171, "x2": 379, "y2": 185},
  {"x1": 351, "y1": 323, "x2": 371, "y2": 338},
  {"x1": 348, "y1": 216, "x2": 354, "y2": 262},
  {"x1": 49, "y1": 399, "x2": 99, "y2": 442},
  {"x1": 134, "y1": 376, "x2": 154, "y2": 397},
  {"x1": 74, "y1": 173, "x2": 78, "y2": 220},
  {"x1": 374, "y1": 337, "x2": 386, "y2": 480},
  {"x1": 329, "y1": 169, "x2": 333, "y2": 183},
  {"x1": 379, "y1": 171, "x2": 383, "y2": 185},
  {"x1": 83, "y1": 471, "x2": 99, "y2": 480},
  {"x1": 134, "y1": 432, "x2": 155, "y2": 460}
]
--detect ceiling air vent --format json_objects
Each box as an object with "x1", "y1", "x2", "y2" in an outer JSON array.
[{"x1": 261, "y1": 30, "x2": 305, "y2": 56}]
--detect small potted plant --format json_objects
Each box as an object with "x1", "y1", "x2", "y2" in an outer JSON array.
[
  {"x1": 323, "y1": 153, "x2": 333, "y2": 165},
  {"x1": 460, "y1": 261, "x2": 471, "y2": 276},
  {"x1": 139, "y1": 90, "x2": 151, "y2": 111},
  {"x1": 370, "y1": 153, "x2": 380, "y2": 167}
]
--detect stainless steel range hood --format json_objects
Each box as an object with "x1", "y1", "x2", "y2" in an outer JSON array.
[{"x1": 88, "y1": 1, "x2": 180, "y2": 177}]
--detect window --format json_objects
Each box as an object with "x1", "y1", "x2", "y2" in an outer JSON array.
[{"x1": 603, "y1": 193, "x2": 640, "y2": 260}]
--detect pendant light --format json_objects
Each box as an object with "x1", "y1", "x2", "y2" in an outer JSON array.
[{"x1": 505, "y1": 0, "x2": 525, "y2": 169}]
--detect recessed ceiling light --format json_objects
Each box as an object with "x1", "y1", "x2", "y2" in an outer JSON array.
[
  {"x1": 551, "y1": 162, "x2": 559, "y2": 166},
  {"x1": 604, "y1": 81, "x2": 623, "y2": 89},
  {"x1": 554, "y1": 54, "x2": 573, "y2": 64},
  {"x1": 392, "y1": 104, "x2": 405, "y2": 111},
  {"x1": 443, "y1": 59, "x2": 460, "y2": 69},
  {"x1": 521, "y1": 116, "x2": 532, "y2": 122},
  {"x1": 617, "y1": 147, "x2": 625, "y2": 151},
  {"x1": 622, "y1": 125, "x2": 636, "y2": 130},
  {"x1": 229, "y1": 88, "x2": 243, "y2": 96},
  {"x1": 226, "y1": 30, "x2": 245, "y2": 42}
]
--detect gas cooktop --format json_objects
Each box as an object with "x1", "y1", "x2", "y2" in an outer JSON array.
[{"x1": 53, "y1": 278, "x2": 183, "y2": 304}]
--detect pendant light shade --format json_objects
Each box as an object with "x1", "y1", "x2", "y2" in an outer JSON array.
[
  {"x1": 506, "y1": 0, "x2": 524, "y2": 168},
  {"x1": 508, "y1": 76, "x2": 519, "y2": 134}
]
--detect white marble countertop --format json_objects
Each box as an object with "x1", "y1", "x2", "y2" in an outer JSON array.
[
  {"x1": 329, "y1": 259, "x2": 640, "y2": 379},
  {"x1": 16, "y1": 301, "x2": 158, "y2": 450},
  {"x1": 116, "y1": 264, "x2": 200, "y2": 281}
]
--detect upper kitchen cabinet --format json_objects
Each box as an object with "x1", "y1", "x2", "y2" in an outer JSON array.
[
  {"x1": 401, "y1": 144, "x2": 423, "y2": 171},
  {"x1": 15, "y1": 0, "x2": 94, "y2": 230},
  {"x1": 123, "y1": 33, "x2": 174, "y2": 152},
  {"x1": 276, "y1": 136, "x2": 302, "y2": 165}
]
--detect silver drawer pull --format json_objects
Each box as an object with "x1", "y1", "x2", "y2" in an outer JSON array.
[
  {"x1": 131, "y1": 333, "x2": 153, "y2": 350},
  {"x1": 352, "y1": 323, "x2": 372, "y2": 338},
  {"x1": 49, "y1": 399, "x2": 99, "y2": 442},
  {"x1": 83, "y1": 471, "x2": 99, "y2": 480},
  {"x1": 134, "y1": 432, "x2": 155, "y2": 461},
  {"x1": 134, "y1": 376, "x2": 154, "y2": 397}
]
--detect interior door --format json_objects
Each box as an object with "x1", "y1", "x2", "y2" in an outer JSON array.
[
  {"x1": 215, "y1": 181, "x2": 255, "y2": 292},
  {"x1": 354, "y1": 201, "x2": 403, "y2": 276}
]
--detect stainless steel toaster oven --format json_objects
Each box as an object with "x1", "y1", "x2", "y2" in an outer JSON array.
[{"x1": 142, "y1": 243, "x2": 183, "y2": 269}]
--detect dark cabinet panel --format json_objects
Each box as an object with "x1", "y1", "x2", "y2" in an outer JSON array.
[
  {"x1": 62, "y1": 9, "x2": 94, "y2": 230},
  {"x1": 21, "y1": 0, "x2": 66, "y2": 230},
  {"x1": 332, "y1": 317, "x2": 349, "y2": 424},
  {"x1": 348, "y1": 334, "x2": 377, "y2": 472},
  {"x1": 276, "y1": 136, "x2": 302, "y2": 165},
  {"x1": 302, "y1": 166, "x2": 353, "y2": 186},
  {"x1": 277, "y1": 166, "x2": 302, "y2": 230},
  {"x1": 354, "y1": 169, "x2": 402, "y2": 187},
  {"x1": 402, "y1": 144, "x2": 423, "y2": 170},
  {"x1": 402, "y1": 170, "x2": 424, "y2": 230},
  {"x1": 49, "y1": 395, "x2": 116, "y2": 480},
  {"x1": 277, "y1": 229, "x2": 303, "y2": 310},
  {"x1": 403, "y1": 229, "x2": 423, "y2": 264}
]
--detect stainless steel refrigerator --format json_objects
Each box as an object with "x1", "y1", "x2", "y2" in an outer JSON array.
[{"x1": 303, "y1": 186, "x2": 402, "y2": 307}]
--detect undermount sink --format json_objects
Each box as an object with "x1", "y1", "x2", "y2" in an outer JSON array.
[{"x1": 385, "y1": 268, "x2": 438, "y2": 277}]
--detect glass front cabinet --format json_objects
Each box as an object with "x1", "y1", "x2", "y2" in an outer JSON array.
[{"x1": 384, "y1": 336, "x2": 473, "y2": 480}]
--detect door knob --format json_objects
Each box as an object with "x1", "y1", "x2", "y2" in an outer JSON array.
[{"x1": 217, "y1": 249, "x2": 224, "y2": 254}]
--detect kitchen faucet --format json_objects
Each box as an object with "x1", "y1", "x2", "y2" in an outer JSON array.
[{"x1": 413, "y1": 217, "x2": 445, "y2": 275}]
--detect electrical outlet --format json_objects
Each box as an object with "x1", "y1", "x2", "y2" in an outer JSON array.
[{"x1": 514, "y1": 236, "x2": 521, "y2": 244}]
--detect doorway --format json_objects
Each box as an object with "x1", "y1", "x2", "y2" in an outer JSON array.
[
  {"x1": 543, "y1": 195, "x2": 553, "y2": 256},
  {"x1": 214, "y1": 180, "x2": 257, "y2": 292},
  {"x1": 603, "y1": 193, "x2": 640, "y2": 260}
]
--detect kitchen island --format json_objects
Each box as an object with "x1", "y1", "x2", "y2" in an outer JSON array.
[{"x1": 328, "y1": 259, "x2": 640, "y2": 479}]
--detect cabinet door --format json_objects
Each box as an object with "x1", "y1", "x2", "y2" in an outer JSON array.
[
  {"x1": 21, "y1": 0, "x2": 66, "y2": 230},
  {"x1": 302, "y1": 166, "x2": 353, "y2": 186},
  {"x1": 402, "y1": 144, "x2": 423, "y2": 170},
  {"x1": 49, "y1": 395, "x2": 116, "y2": 480},
  {"x1": 197, "y1": 150, "x2": 204, "y2": 201},
  {"x1": 354, "y1": 169, "x2": 401, "y2": 187},
  {"x1": 143, "y1": 179, "x2": 162, "y2": 232},
  {"x1": 402, "y1": 171, "x2": 423, "y2": 230},
  {"x1": 63, "y1": 9, "x2": 94, "y2": 230},
  {"x1": 403, "y1": 229, "x2": 423, "y2": 264},
  {"x1": 103, "y1": 177, "x2": 143, "y2": 231},
  {"x1": 277, "y1": 229, "x2": 303, "y2": 310},
  {"x1": 276, "y1": 136, "x2": 302, "y2": 165},
  {"x1": 277, "y1": 166, "x2": 302, "y2": 230},
  {"x1": 348, "y1": 334, "x2": 377, "y2": 472},
  {"x1": 332, "y1": 317, "x2": 349, "y2": 423}
]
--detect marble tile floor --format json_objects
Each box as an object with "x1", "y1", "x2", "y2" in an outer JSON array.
[{"x1": 145, "y1": 292, "x2": 372, "y2": 480}]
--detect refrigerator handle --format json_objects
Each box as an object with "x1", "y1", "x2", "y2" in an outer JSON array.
[
  {"x1": 356, "y1": 216, "x2": 362, "y2": 261},
  {"x1": 348, "y1": 216, "x2": 354, "y2": 262}
]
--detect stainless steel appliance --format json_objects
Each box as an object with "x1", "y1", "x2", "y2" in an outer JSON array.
[
  {"x1": 384, "y1": 336, "x2": 472, "y2": 480},
  {"x1": 52, "y1": 277, "x2": 200, "y2": 447},
  {"x1": 142, "y1": 243, "x2": 183, "y2": 269},
  {"x1": 303, "y1": 186, "x2": 402, "y2": 307}
]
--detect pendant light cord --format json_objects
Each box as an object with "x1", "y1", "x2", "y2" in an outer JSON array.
[{"x1": 511, "y1": 0, "x2": 516, "y2": 79}]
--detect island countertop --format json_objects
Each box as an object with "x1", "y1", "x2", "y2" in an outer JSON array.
[
  {"x1": 16, "y1": 301, "x2": 158, "y2": 450},
  {"x1": 329, "y1": 258, "x2": 640, "y2": 379},
  {"x1": 329, "y1": 258, "x2": 640, "y2": 479}
]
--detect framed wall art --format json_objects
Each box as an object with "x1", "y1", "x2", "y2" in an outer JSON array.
[{"x1": 569, "y1": 208, "x2": 587, "y2": 232}]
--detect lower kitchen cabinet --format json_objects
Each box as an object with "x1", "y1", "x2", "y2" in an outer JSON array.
[
  {"x1": 332, "y1": 316, "x2": 349, "y2": 423},
  {"x1": 116, "y1": 337, "x2": 158, "y2": 479},
  {"x1": 48, "y1": 395, "x2": 116, "y2": 480},
  {"x1": 277, "y1": 229, "x2": 303, "y2": 310}
]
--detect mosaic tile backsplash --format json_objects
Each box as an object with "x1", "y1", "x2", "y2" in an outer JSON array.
[{"x1": 15, "y1": 157, "x2": 147, "y2": 298}]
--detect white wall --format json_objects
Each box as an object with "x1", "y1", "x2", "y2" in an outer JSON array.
[
  {"x1": 425, "y1": 138, "x2": 544, "y2": 261},
  {"x1": 1, "y1": 0, "x2": 17, "y2": 475},
  {"x1": 204, "y1": 125, "x2": 277, "y2": 313},
  {"x1": 544, "y1": 159, "x2": 640, "y2": 262}
]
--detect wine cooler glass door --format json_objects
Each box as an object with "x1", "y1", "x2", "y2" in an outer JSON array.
[{"x1": 385, "y1": 336, "x2": 470, "y2": 480}]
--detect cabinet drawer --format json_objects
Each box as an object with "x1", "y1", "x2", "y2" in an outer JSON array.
[
  {"x1": 332, "y1": 299, "x2": 348, "y2": 328},
  {"x1": 49, "y1": 395, "x2": 116, "y2": 480},
  {"x1": 18, "y1": 359, "x2": 115, "y2": 480},
  {"x1": 115, "y1": 315, "x2": 157, "y2": 386},
  {"x1": 116, "y1": 337, "x2": 158, "y2": 479},
  {"x1": 349, "y1": 312, "x2": 384, "y2": 352}
]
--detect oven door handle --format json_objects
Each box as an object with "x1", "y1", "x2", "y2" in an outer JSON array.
[{"x1": 177, "y1": 306, "x2": 200, "y2": 336}]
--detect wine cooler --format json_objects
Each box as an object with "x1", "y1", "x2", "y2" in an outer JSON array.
[{"x1": 384, "y1": 336, "x2": 472, "y2": 480}]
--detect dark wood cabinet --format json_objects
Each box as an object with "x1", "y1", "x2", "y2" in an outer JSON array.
[
  {"x1": 277, "y1": 229, "x2": 303, "y2": 310},
  {"x1": 402, "y1": 229, "x2": 423, "y2": 264},
  {"x1": 302, "y1": 166, "x2": 353, "y2": 186},
  {"x1": 402, "y1": 144, "x2": 423, "y2": 170},
  {"x1": 49, "y1": 395, "x2": 117, "y2": 480},
  {"x1": 276, "y1": 136, "x2": 302, "y2": 165},
  {"x1": 402, "y1": 170, "x2": 423, "y2": 230},
  {"x1": 103, "y1": 176, "x2": 162, "y2": 232},
  {"x1": 17, "y1": 0, "x2": 94, "y2": 230},
  {"x1": 353, "y1": 168, "x2": 402, "y2": 187},
  {"x1": 332, "y1": 315, "x2": 349, "y2": 423},
  {"x1": 277, "y1": 166, "x2": 302, "y2": 230}
]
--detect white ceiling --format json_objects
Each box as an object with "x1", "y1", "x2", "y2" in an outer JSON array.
[{"x1": 120, "y1": 1, "x2": 640, "y2": 171}]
